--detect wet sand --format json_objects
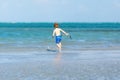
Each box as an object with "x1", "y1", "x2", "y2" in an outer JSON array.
[{"x1": 0, "y1": 48, "x2": 120, "y2": 80}]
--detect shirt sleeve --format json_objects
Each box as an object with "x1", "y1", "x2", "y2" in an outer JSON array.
[
  {"x1": 52, "y1": 30, "x2": 55, "y2": 36},
  {"x1": 60, "y1": 28, "x2": 67, "y2": 35}
]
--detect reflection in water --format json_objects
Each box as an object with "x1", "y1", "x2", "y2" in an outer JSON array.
[
  {"x1": 54, "y1": 52, "x2": 62, "y2": 65},
  {"x1": 53, "y1": 52, "x2": 63, "y2": 74}
]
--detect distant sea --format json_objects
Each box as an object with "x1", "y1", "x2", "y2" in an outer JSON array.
[{"x1": 0, "y1": 23, "x2": 120, "y2": 50}]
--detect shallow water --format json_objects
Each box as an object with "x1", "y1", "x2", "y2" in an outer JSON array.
[
  {"x1": 0, "y1": 23, "x2": 120, "y2": 80},
  {"x1": 0, "y1": 50, "x2": 120, "y2": 80}
]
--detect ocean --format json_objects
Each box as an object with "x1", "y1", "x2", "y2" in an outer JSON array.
[{"x1": 0, "y1": 23, "x2": 120, "y2": 50}]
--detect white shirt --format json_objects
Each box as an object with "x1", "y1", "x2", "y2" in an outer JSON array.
[{"x1": 52, "y1": 28, "x2": 68, "y2": 36}]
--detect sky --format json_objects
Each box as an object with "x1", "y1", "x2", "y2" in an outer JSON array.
[{"x1": 0, "y1": 0, "x2": 120, "y2": 22}]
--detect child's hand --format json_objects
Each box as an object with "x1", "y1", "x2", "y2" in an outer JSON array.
[
  {"x1": 52, "y1": 36, "x2": 54, "y2": 38},
  {"x1": 66, "y1": 33, "x2": 72, "y2": 39},
  {"x1": 66, "y1": 33, "x2": 69, "y2": 36}
]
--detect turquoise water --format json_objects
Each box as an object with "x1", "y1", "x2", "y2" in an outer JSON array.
[{"x1": 0, "y1": 23, "x2": 120, "y2": 49}]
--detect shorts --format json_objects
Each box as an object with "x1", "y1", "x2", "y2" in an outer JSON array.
[{"x1": 55, "y1": 36, "x2": 62, "y2": 44}]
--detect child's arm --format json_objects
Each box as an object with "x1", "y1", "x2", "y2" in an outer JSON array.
[
  {"x1": 52, "y1": 30, "x2": 55, "y2": 38},
  {"x1": 60, "y1": 29, "x2": 69, "y2": 36}
]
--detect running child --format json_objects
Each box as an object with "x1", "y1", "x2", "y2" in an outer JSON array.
[{"x1": 52, "y1": 23, "x2": 69, "y2": 52}]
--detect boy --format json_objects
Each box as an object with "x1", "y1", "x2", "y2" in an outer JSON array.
[{"x1": 52, "y1": 23, "x2": 69, "y2": 52}]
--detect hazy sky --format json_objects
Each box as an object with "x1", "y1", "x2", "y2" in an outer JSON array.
[{"x1": 0, "y1": 0, "x2": 120, "y2": 22}]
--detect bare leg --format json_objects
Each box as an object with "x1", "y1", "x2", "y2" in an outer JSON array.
[
  {"x1": 56, "y1": 42, "x2": 62, "y2": 52},
  {"x1": 59, "y1": 42, "x2": 62, "y2": 52}
]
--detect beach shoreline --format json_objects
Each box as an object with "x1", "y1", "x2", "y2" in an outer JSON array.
[{"x1": 0, "y1": 48, "x2": 120, "y2": 80}]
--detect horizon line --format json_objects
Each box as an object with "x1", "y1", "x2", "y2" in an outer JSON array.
[{"x1": 0, "y1": 22, "x2": 120, "y2": 23}]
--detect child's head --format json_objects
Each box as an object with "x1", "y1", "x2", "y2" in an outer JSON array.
[{"x1": 54, "y1": 23, "x2": 59, "y2": 28}]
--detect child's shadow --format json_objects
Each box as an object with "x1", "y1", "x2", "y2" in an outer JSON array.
[
  {"x1": 46, "y1": 49, "x2": 57, "y2": 52},
  {"x1": 46, "y1": 47, "x2": 57, "y2": 52}
]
